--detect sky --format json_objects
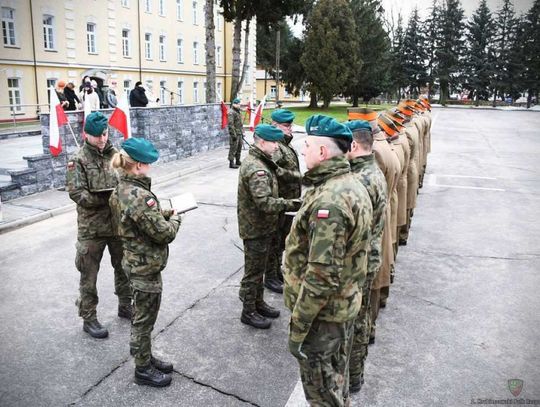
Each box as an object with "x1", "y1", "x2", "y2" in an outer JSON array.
[{"x1": 288, "y1": 0, "x2": 535, "y2": 37}]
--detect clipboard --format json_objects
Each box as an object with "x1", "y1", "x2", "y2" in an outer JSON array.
[{"x1": 163, "y1": 192, "x2": 198, "y2": 214}]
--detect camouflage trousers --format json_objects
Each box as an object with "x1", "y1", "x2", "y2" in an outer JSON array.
[
  {"x1": 350, "y1": 281, "x2": 373, "y2": 385},
  {"x1": 131, "y1": 289, "x2": 161, "y2": 367},
  {"x1": 75, "y1": 238, "x2": 131, "y2": 321},
  {"x1": 228, "y1": 134, "x2": 243, "y2": 162},
  {"x1": 298, "y1": 319, "x2": 354, "y2": 407},
  {"x1": 264, "y1": 213, "x2": 294, "y2": 283},
  {"x1": 239, "y1": 236, "x2": 271, "y2": 310}
]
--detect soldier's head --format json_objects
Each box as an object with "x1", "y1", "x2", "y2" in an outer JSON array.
[
  {"x1": 253, "y1": 124, "x2": 283, "y2": 156},
  {"x1": 111, "y1": 137, "x2": 159, "y2": 176},
  {"x1": 344, "y1": 120, "x2": 373, "y2": 159},
  {"x1": 84, "y1": 112, "x2": 109, "y2": 151},
  {"x1": 232, "y1": 98, "x2": 241, "y2": 109},
  {"x1": 303, "y1": 115, "x2": 352, "y2": 170},
  {"x1": 271, "y1": 109, "x2": 295, "y2": 137}
]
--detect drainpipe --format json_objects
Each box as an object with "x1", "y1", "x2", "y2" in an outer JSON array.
[{"x1": 29, "y1": 0, "x2": 40, "y2": 116}]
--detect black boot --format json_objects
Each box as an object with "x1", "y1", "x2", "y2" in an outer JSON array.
[
  {"x1": 235, "y1": 158, "x2": 242, "y2": 166},
  {"x1": 135, "y1": 365, "x2": 172, "y2": 387},
  {"x1": 350, "y1": 376, "x2": 364, "y2": 393},
  {"x1": 118, "y1": 303, "x2": 133, "y2": 320},
  {"x1": 83, "y1": 319, "x2": 109, "y2": 339},
  {"x1": 151, "y1": 356, "x2": 174, "y2": 374},
  {"x1": 398, "y1": 239, "x2": 407, "y2": 246},
  {"x1": 229, "y1": 160, "x2": 239, "y2": 169},
  {"x1": 264, "y1": 278, "x2": 283, "y2": 294},
  {"x1": 241, "y1": 309, "x2": 271, "y2": 329},
  {"x1": 256, "y1": 301, "x2": 280, "y2": 319}
]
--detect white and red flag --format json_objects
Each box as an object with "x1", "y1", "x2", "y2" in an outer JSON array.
[
  {"x1": 250, "y1": 95, "x2": 267, "y2": 131},
  {"x1": 49, "y1": 87, "x2": 68, "y2": 156},
  {"x1": 109, "y1": 97, "x2": 131, "y2": 139}
]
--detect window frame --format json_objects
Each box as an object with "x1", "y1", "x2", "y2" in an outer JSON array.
[
  {"x1": 176, "y1": 0, "x2": 183, "y2": 21},
  {"x1": 122, "y1": 29, "x2": 131, "y2": 57},
  {"x1": 192, "y1": 41, "x2": 198, "y2": 65},
  {"x1": 86, "y1": 22, "x2": 97, "y2": 54},
  {"x1": 144, "y1": 32, "x2": 152, "y2": 60},
  {"x1": 2, "y1": 7, "x2": 17, "y2": 47},
  {"x1": 177, "y1": 79, "x2": 184, "y2": 104},
  {"x1": 8, "y1": 77, "x2": 22, "y2": 112},
  {"x1": 42, "y1": 14, "x2": 55, "y2": 50},
  {"x1": 159, "y1": 35, "x2": 166, "y2": 61},
  {"x1": 193, "y1": 80, "x2": 199, "y2": 104},
  {"x1": 192, "y1": 1, "x2": 197, "y2": 25},
  {"x1": 176, "y1": 37, "x2": 184, "y2": 63}
]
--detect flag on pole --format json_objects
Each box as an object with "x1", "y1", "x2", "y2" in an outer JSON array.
[
  {"x1": 220, "y1": 100, "x2": 228, "y2": 129},
  {"x1": 109, "y1": 97, "x2": 131, "y2": 139},
  {"x1": 81, "y1": 101, "x2": 92, "y2": 140},
  {"x1": 250, "y1": 95, "x2": 267, "y2": 131},
  {"x1": 246, "y1": 98, "x2": 255, "y2": 128},
  {"x1": 49, "y1": 87, "x2": 68, "y2": 156}
]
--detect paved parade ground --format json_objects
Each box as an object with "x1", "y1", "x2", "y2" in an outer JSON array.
[{"x1": 0, "y1": 107, "x2": 539, "y2": 406}]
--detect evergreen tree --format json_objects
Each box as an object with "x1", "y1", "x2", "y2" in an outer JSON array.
[
  {"x1": 301, "y1": 0, "x2": 358, "y2": 108},
  {"x1": 281, "y1": 36, "x2": 308, "y2": 97},
  {"x1": 463, "y1": 0, "x2": 495, "y2": 105},
  {"x1": 402, "y1": 7, "x2": 427, "y2": 98},
  {"x1": 424, "y1": 0, "x2": 442, "y2": 99},
  {"x1": 434, "y1": 0, "x2": 465, "y2": 105},
  {"x1": 522, "y1": 0, "x2": 540, "y2": 107},
  {"x1": 388, "y1": 13, "x2": 407, "y2": 101}
]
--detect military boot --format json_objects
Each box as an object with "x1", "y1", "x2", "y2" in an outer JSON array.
[
  {"x1": 256, "y1": 301, "x2": 280, "y2": 319},
  {"x1": 229, "y1": 160, "x2": 239, "y2": 169},
  {"x1": 134, "y1": 364, "x2": 172, "y2": 387},
  {"x1": 264, "y1": 278, "x2": 283, "y2": 294},
  {"x1": 241, "y1": 307, "x2": 271, "y2": 329},
  {"x1": 350, "y1": 376, "x2": 364, "y2": 394},
  {"x1": 151, "y1": 356, "x2": 174, "y2": 373},
  {"x1": 83, "y1": 319, "x2": 109, "y2": 339},
  {"x1": 118, "y1": 303, "x2": 133, "y2": 320},
  {"x1": 235, "y1": 158, "x2": 242, "y2": 166}
]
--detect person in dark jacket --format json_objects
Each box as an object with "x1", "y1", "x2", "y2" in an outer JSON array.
[
  {"x1": 64, "y1": 81, "x2": 81, "y2": 111},
  {"x1": 130, "y1": 82, "x2": 149, "y2": 107}
]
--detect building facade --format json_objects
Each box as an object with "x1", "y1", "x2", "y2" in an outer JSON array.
[
  {"x1": 255, "y1": 67, "x2": 308, "y2": 104},
  {"x1": 0, "y1": 0, "x2": 256, "y2": 121}
]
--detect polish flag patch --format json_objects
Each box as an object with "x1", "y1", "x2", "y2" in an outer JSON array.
[
  {"x1": 317, "y1": 209, "x2": 329, "y2": 219},
  {"x1": 146, "y1": 198, "x2": 156, "y2": 207},
  {"x1": 257, "y1": 170, "x2": 266, "y2": 176}
]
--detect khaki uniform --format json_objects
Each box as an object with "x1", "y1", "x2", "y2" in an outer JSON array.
[
  {"x1": 66, "y1": 141, "x2": 131, "y2": 322},
  {"x1": 401, "y1": 122, "x2": 420, "y2": 242}
]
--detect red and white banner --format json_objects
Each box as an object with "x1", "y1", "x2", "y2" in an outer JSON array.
[
  {"x1": 249, "y1": 95, "x2": 267, "y2": 131},
  {"x1": 109, "y1": 97, "x2": 131, "y2": 139},
  {"x1": 220, "y1": 100, "x2": 228, "y2": 129},
  {"x1": 49, "y1": 87, "x2": 68, "y2": 156}
]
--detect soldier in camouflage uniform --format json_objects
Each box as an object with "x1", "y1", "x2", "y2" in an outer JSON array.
[
  {"x1": 227, "y1": 98, "x2": 244, "y2": 169},
  {"x1": 284, "y1": 115, "x2": 373, "y2": 407},
  {"x1": 264, "y1": 109, "x2": 303, "y2": 294},
  {"x1": 237, "y1": 124, "x2": 302, "y2": 329},
  {"x1": 66, "y1": 111, "x2": 131, "y2": 339},
  {"x1": 344, "y1": 120, "x2": 388, "y2": 394},
  {"x1": 109, "y1": 137, "x2": 181, "y2": 387}
]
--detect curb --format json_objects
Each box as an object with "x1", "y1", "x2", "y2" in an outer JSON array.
[
  {"x1": 431, "y1": 105, "x2": 540, "y2": 112},
  {"x1": 0, "y1": 158, "x2": 225, "y2": 235}
]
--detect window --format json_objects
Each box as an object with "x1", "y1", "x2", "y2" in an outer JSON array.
[
  {"x1": 144, "y1": 0, "x2": 151, "y2": 13},
  {"x1": 87, "y1": 23, "x2": 96, "y2": 53},
  {"x1": 177, "y1": 80, "x2": 184, "y2": 104},
  {"x1": 216, "y1": 45, "x2": 221, "y2": 67},
  {"x1": 193, "y1": 81, "x2": 199, "y2": 103},
  {"x1": 121, "y1": 0, "x2": 129, "y2": 7},
  {"x1": 124, "y1": 79, "x2": 131, "y2": 99},
  {"x1": 144, "y1": 33, "x2": 152, "y2": 59},
  {"x1": 158, "y1": 0, "x2": 165, "y2": 16},
  {"x1": 159, "y1": 35, "x2": 166, "y2": 61},
  {"x1": 193, "y1": 41, "x2": 198, "y2": 64},
  {"x1": 43, "y1": 15, "x2": 54, "y2": 50},
  {"x1": 159, "y1": 80, "x2": 166, "y2": 105},
  {"x1": 2, "y1": 8, "x2": 16, "y2": 46},
  {"x1": 270, "y1": 85, "x2": 276, "y2": 99},
  {"x1": 176, "y1": 0, "x2": 183, "y2": 20},
  {"x1": 216, "y1": 82, "x2": 222, "y2": 101},
  {"x1": 8, "y1": 78, "x2": 22, "y2": 111},
  {"x1": 122, "y1": 29, "x2": 131, "y2": 57},
  {"x1": 192, "y1": 1, "x2": 197, "y2": 24},
  {"x1": 176, "y1": 38, "x2": 183, "y2": 63},
  {"x1": 46, "y1": 78, "x2": 56, "y2": 104}
]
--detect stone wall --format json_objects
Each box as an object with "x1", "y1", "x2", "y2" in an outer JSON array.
[{"x1": 0, "y1": 104, "x2": 228, "y2": 201}]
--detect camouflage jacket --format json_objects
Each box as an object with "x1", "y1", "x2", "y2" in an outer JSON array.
[
  {"x1": 237, "y1": 145, "x2": 298, "y2": 240},
  {"x1": 283, "y1": 155, "x2": 373, "y2": 343},
  {"x1": 227, "y1": 107, "x2": 243, "y2": 139},
  {"x1": 66, "y1": 140, "x2": 118, "y2": 239},
  {"x1": 274, "y1": 133, "x2": 302, "y2": 199},
  {"x1": 350, "y1": 154, "x2": 388, "y2": 284},
  {"x1": 109, "y1": 173, "x2": 181, "y2": 293}
]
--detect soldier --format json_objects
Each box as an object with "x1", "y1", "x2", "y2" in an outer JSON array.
[
  {"x1": 284, "y1": 115, "x2": 372, "y2": 407},
  {"x1": 264, "y1": 109, "x2": 303, "y2": 294},
  {"x1": 227, "y1": 98, "x2": 244, "y2": 169},
  {"x1": 109, "y1": 137, "x2": 182, "y2": 387},
  {"x1": 351, "y1": 108, "x2": 399, "y2": 341},
  {"x1": 66, "y1": 111, "x2": 131, "y2": 339},
  {"x1": 237, "y1": 124, "x2": 302, "y2": 329},
  {"x1": 344, "y1": 120, "x2": 387, "y2": 394}
]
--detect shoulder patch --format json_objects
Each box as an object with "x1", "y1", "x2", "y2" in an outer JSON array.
[
  {"x1": 256, "y1": 170, "x2": 266, "y2": 176},
  {"x1": 67, "y1": 161, "x2": 75, "y2": 170},
  {"x1": 146, "y1": 197, "x2": 156, "y2": 207},
  {"x1": 317, "y1": 209, "x2": 329, "y2": 219}
]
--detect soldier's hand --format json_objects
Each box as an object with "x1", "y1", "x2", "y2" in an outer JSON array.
[
  {"x1": 288, "y1": 338, "x2": 307, "y2": 361},
  {"x1": 286, "y1": 198, "x2": 302, "y2": 212}
]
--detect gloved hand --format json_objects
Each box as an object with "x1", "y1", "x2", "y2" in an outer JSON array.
[
  {"x1": 288, "y1": 338, "x2": 307, "y2": 361},
  {"x1": 161, "y1": 209, "x2": 174, "y2": 220},
  {"x1": 286, "y1": 198, "x2": 302, "y2": 212}
]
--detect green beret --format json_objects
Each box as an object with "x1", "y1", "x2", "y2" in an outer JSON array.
[
  {"x1": 305, "y1": 115, "x2": 352, "y2": 141},
  {"x1": 232, "y1": 98, "x2": 241, "y2": 104},
  {"x1": 254, "y1": 124, "x2": 284, "y2": 141},
  {"x1": 345, "y1": 120, "x2": 371, "y2": 132},
  {"x1": 121, "y1": 137, "x2": 159, "y2": 164},
  {"x1": 84, "y1": 111, "x2": 108, "y2": 136},
  {"x1": 271, "y1": 109, "x2": 295, "y2": 124}
]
